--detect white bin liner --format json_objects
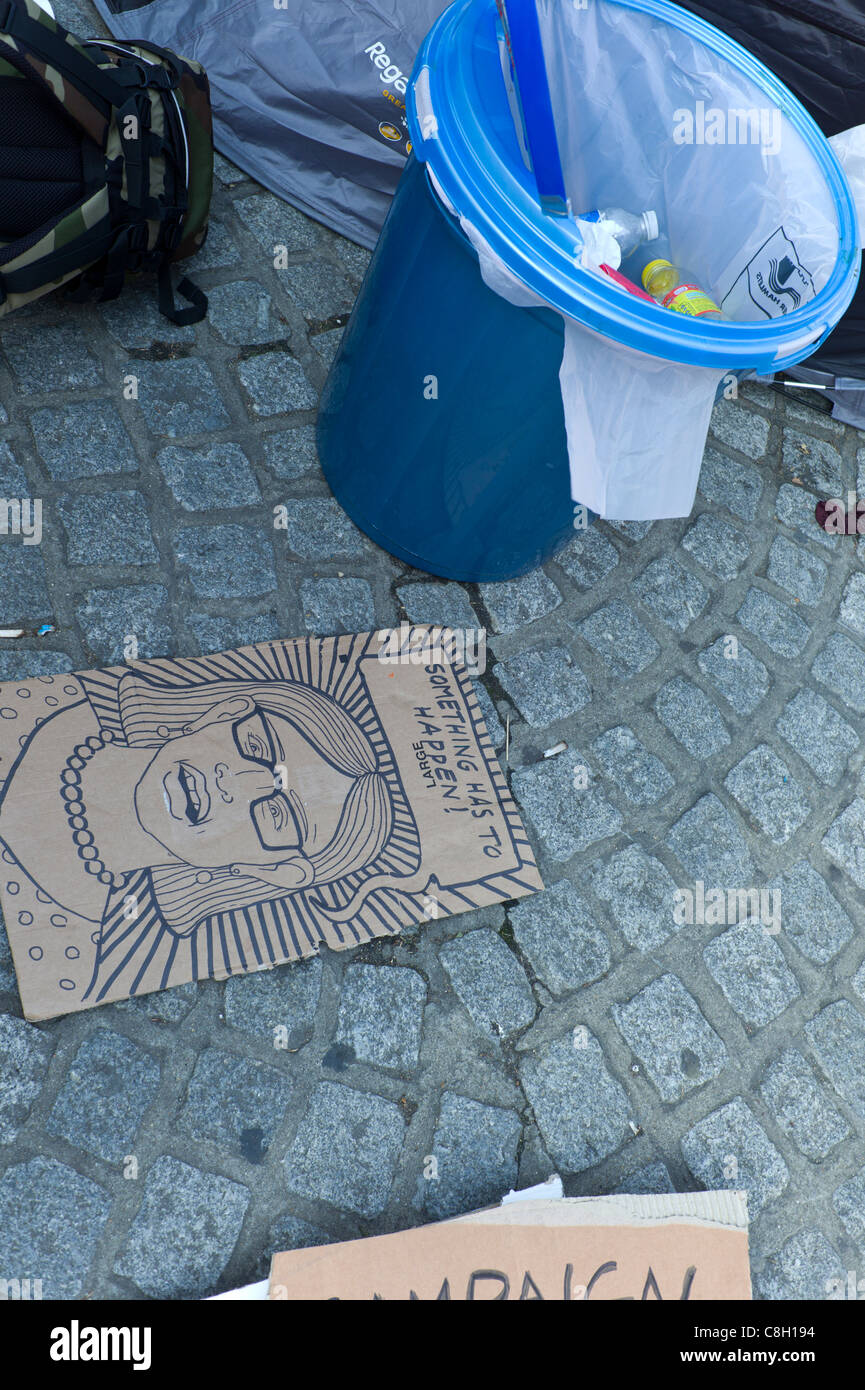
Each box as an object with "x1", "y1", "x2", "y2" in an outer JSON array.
[
  {"x1": 440, "y1": 0, "x2": 848, "y2": 520},
  {"x1": 557, "y1": 325, "x2": 726, "y2": 520},
  {"x1": 452, "y1": 197, "x2": 726, "y2": 519}
]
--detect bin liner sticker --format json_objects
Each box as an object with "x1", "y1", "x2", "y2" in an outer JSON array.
[
  {"x1": 721, "y1": 228, "x2": 816, "y2": 319},
  {"x1": 0, "y1": 631, "x2": 542, "y2": 1020}
]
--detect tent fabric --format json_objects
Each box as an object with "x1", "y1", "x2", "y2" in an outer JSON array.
[
  {"x1": 677, "y1": 0, "x2": 865, "y2": 139},
  {"x1": 678, "y1": 0, "x2": 865, "y2": 381},
  {"x1": 94, "y1": 0, "x2": 450, "y2": 249}
]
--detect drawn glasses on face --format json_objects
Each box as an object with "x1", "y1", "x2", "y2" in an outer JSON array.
[{"x1": 231, "y1": 707, "x2": 303, "y2": 853}]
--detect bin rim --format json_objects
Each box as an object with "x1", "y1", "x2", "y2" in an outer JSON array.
[{"x1": 407, "y1": 0, "x2": 861, "y2": 374}]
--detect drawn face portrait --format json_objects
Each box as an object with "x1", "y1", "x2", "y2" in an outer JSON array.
[
  {"x1": 133, "y1": 695, "x2": 355, "y2": 871},
  {"x1": 0, "y1": 634, "x2": 542, "y2": 1018}
]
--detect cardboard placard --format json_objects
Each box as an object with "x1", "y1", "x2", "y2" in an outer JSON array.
[
  {"x1": 268, "y1": 1193, "x2": 752, "y2": 1301},
  {"x1": 0, "y1": 629, "x2": 542, "y2": 1019}
]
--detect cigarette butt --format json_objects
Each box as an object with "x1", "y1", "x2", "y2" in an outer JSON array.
[
  {"x1": 0, "y1": 629, "x2": 24, "y2": 639},
  {"x1": 543, "y1": 740, "x2": 568, "y2": 759}
]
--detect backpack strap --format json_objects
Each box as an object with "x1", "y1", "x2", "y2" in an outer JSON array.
[
  {"x1": 157, "y1": 263, "x2": 208, "y2": 325},
  {"x1": 0, "y1": 218, "x2": 117, "y2": 300},
  {"x1": 0, "y1": 0, "x2": 127, "y2": 131},
  {"x1": 84, "y1": 37, "x2": 206, "y2": 322}
]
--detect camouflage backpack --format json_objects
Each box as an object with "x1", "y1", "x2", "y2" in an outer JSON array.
[{"x1": 0, "y1": 0, "x2": 213, "y2": 323}]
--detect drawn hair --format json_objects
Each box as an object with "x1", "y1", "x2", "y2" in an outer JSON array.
[{"x1": 112, "y1": 672, "x2": 397, "y2": 933}]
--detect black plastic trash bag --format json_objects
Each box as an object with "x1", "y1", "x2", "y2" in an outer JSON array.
[{"x1": 94, "y1": 0, "x2": 450, "y2": 248}]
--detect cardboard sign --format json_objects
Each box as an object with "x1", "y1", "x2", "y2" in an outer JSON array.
[
  {"x1": 0, "y1": 628, "x2": 542, "y2": 1019},
  {"x1": 268, "y1": 1193, "x2": 752, "y2": 1301}
]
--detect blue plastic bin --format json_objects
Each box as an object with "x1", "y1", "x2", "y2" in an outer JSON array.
[
  {"x1": 317, "y1": 0, "x2": 860, "y2": 582},
  {"x1": 318, "y1": 154, "x2": 574, "y2": 581}
]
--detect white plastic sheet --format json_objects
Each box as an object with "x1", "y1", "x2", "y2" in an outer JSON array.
[
  {"x1": 830, "y1": 126, "x2": 865, "y2": 249},
  {"x1": 557, "y1": 324, "x2": 725, "y2": 520}
]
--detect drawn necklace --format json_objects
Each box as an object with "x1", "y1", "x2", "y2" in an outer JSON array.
[{"x1": 58, "y1": 728, "x2": 123, "y2": 888}]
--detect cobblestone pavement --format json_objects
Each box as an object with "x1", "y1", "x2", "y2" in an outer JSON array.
[{"x1": 2, "y1": 0, "x2": 865, "y2": 1303}]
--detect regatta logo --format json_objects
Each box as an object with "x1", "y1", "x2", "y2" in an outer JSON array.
[
  {"x1": 672, "y1": 100, "x2": 782, "y2": 155},
  {"x1": 0, "y1": 497, "x2": 42, "y2": 545},
  {"x1": 364, "y1": 41, "x2": 408, "y2": 94},
  {"x1": 50, "y1": 1321, "x2": 152, "y2": 1371}
]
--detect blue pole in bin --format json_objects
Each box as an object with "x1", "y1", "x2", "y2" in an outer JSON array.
[
  {"x1": 317, "y1": 0, "x2": 860, "y2": 583},
  {"x1": 494, "y1": 0, "x2": 569, "y2": 217}
]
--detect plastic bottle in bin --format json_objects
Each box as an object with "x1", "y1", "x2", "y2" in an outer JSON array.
[
  {"x1": 641, "y1": 259, "x2": 725, "y2": 321},
  {"x1": 579, "y1": 206, "x2": 660, "y2": 259}
]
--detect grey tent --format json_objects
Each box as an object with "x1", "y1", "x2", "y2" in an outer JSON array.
[{"x1": 94, "y1": 0, "x2": 450, "y2": 248}]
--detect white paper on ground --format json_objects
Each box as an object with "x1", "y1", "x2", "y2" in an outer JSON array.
[
  {"x1": 500, "y1": 1173, "x2": 564, "y2": 1204},
  {"x1": 207, "y1": 1278, "x2": 269, "y2": 1301},
  {"x1": 830, "y1": 126, "x2": 865, "y2": 249},
  {"x1": 463, "y1": 1189, "x2": 749, "y2": 1230}
]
